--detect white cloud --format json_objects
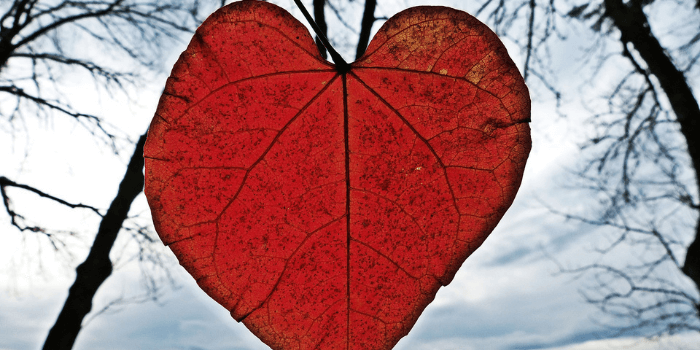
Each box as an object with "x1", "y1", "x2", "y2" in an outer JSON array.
[{"x1": 544, "y1": 333, "x2": 700, "y2": 350}]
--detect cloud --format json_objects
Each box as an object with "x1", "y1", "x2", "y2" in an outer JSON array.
[
  {"x1": 0, "y1": 291, "x2": 66, "y2": 350},
  {"x1": 393, "y1": 253, "x2": 605, "y2": 350},
  {"x1": 544, "y1": 333, "x2": 700, "y2": 350},
  {"x1": 71, "y1": 274, "x2": 269, "y2": 350}
]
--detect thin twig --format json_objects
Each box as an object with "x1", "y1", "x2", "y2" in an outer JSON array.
[{"x1": 293, "y1": 0, "x2": 349, "y2": 72}]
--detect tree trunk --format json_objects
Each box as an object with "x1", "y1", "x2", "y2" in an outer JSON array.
[
  {"x1": 313, "y1": 0, "x2": 327, "y2": 59},
  {"x1": 43, "y1": 132, "x2": 147, "y2": 350},
  {"x1": 0, "y1": 0, "x2": 26, "y2": 71},
  {"x1": 0, "y1": 42, "x2": 13, "y2": 72},
  {"x1": 355, "y1": 0, "x2": 376, "y2": 60},
  {"x1": 684, "y1": 225, "x2": 700, "y2": 292},
  {"x1": 603, "y1": 0, "x2": 700, "y2": 289}
]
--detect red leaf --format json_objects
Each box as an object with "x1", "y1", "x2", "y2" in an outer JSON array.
[{"x1": 144, "y1": 1, "x2": 530, "y2": 349}]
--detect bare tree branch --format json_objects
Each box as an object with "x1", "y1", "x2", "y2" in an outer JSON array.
[
  {"x1": 355, "y1": 0, "x2": 376, "y2": 60},
  {"x1": 326, "y1": 0, "x2": 358, "y2": 34},
  {"x1": 313, "y1": 0, "x2": 328, "y2": 59},
  {"x1": 0, "y1": 0, "x2": 210, "y2": 346},
  {"x1": 0, "y1": 175, "x2": 102, "y2": 246},
  {"x1": 43, "y1": 131, "x2": 147, "y2": 350},
  {"x1": 602, "y1": 0, "x2": 700, "y2": 296},
  {"x1": 523, "y1": 0, "x2": 535, "y2": 80},
  {"x1": 489, "y1": 0, "x2": 700, "y2": 336},
  {"x1": 0, "y1": 84, "x2": 119, "y2": 147}
]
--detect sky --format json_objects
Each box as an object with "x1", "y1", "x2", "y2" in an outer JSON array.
[{"x1": 1, "y1": 0, "x2": 700, "y2": 349}]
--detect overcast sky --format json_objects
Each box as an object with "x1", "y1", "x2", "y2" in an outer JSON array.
[{"x1": 1, "y1": 0, "x2": 699, "y2": 349}]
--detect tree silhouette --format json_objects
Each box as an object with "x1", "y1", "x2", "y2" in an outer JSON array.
[
  {"x1": 5, "y1": 0, "x2": 697, "y2": 347},
  {"x1": 479, "y1": 0, "x2": 700, "y2": 335},
  {"x1": 1, "y1": 0, "x2": 387, "y2": 348},
  {"x1": 0, "y1": 0, "x2": 210, "y2": 349}
]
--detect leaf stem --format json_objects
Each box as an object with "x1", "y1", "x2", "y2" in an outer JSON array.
[{"x1": 293, "y1": 0, "x2": 350, "y2": 73}]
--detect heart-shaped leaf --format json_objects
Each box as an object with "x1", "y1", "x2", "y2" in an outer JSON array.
[{"x1": 144, "y1": 1, "x2": 530, "y2": 349}]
